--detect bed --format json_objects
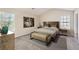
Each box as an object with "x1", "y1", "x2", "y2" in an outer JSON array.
[{"x1": 30, "y1": 22, "x2": 59, "y2": 46}]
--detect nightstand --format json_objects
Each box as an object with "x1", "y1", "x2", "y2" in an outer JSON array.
[{"x1": 59, "y1": 29, "x2": 68, "y2": 36}]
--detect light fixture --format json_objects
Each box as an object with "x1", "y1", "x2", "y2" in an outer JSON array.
[{"x1": 32, "y1": 8, "x2": 35, "y2": 10}]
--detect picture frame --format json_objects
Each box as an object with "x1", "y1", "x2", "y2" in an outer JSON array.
[{"x1": 23, "y1": 17, "x2": 34, "y2": 28}]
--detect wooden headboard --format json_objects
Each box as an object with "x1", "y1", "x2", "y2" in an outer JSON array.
[{"x1": 43, "y1": 22, "x2": 59, "y2": 28}]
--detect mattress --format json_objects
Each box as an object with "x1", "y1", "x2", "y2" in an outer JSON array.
[
  {"x1": 31, "y1": 27, "x2": 59, "y2": 42},
  {"x1": 34, "y1": 27, "x2": 59, "y2": 36}
]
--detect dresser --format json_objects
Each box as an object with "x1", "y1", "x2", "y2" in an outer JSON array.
[{"x1": 0, "y1": 31, "x2": 15, "y2": 50}]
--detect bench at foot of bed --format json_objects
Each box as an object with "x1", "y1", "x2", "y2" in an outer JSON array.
[{"x1": 30, "y1": 32, "x2": 52, "y2": 46}]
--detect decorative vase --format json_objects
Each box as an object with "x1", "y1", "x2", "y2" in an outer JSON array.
[{"x1": 1, "y1": 26, "x2": 8, "y2": 34}]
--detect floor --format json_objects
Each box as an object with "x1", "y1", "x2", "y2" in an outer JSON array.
[{"x1": 15, "y1": 35, "x2": 68, "y2": 50}]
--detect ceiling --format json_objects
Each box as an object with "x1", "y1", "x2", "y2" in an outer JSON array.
[
  {"x1": 14, "y1": 8, "x2": 51, "y2": 15},
  {"x1": 13, "y1": 8, "x2": 75, "y2": 16}
]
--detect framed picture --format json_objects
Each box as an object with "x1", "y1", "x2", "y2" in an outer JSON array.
[{"x1": 23, "y1": 17, "x2": 34, "y2": 28}]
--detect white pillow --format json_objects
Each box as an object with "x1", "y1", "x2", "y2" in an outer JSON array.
[
  {"x1": 44, "y1": 26, "x2": 49, "y2": 28},
  {"x1": 50, "y1": 27, "x2": 58, "y2": 31}
]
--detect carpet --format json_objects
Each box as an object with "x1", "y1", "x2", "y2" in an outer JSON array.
[{"x1": 15, "y1": 35, "x2": 67, "y2": 50}]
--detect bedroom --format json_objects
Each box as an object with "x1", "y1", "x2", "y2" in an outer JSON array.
[{"x1": 0, "y1": 8, "x2": 78, "y2": 50}]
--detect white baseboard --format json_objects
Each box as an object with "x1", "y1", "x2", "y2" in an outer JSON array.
[{"x1": 15, "y1": 32, "x2": 31, "y2": 38}]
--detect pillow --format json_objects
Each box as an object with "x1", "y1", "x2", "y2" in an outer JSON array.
[
  {"x1": 44, "y1": 26, "x2": 49, "y2": 28},
  {"x1": 50, "y1": 27, "x2": 58, "y2": 31}
]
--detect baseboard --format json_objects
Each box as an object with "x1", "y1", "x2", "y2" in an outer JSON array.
[{"x1": 15, "y1": 33, "x2": 31, "y2": 38}]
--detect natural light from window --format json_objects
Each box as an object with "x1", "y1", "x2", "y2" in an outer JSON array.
[{"x1": 60, "y1": 16, "x2": 70, "y2": 30}]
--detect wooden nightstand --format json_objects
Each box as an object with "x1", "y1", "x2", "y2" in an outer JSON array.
[{"x1": 59, "y1": 29, "x2": 68, "y2": 36}]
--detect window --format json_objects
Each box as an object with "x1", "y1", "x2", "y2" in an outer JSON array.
[
  {"x1": 60, "y1": 16, "x2": 70, "y2": 30},
  {"x1": 0, "y1": 12, "x2": 15, "y2": 32}
]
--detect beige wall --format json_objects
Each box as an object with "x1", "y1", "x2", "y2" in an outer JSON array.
[
  {"x1": 0, "y1": 9, "x2": 39, "y2": 37},
  {"x1": 40, "y1": 9, "x2": 74, "y2": 33}
]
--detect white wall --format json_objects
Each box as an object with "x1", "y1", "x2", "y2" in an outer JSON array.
[
  {"x1": 74, "y1": 9, "x2": 78, "y2": 38},
  {"x1": 0, "y1": 9, "x2": 39, "y2": 37},
  {"x1": 73, "y1": 9, "x2": 79, "y2": 40},
  {"x1": 0, "y1": 9, "x2": 74, "y2": 37},
  {"x1": 40, "y1": 9, "x2": 74, "y2": 33},
  {"x1": 15, "y1": 13, "x2": 39, "y2": 37},
  {"x1": 66, "y1": 9, "x2": 79, "y2": 50},
  {"x1": 78, "y1": 9, "x2": 79, "y2": 40}
]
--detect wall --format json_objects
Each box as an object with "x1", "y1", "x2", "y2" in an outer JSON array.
[
  {"x1": 77, "y1": 8, "x2": 79, "y2": 40},
  {"x1": 0, "y1": 9, "x2": 39, "y2": 37},
  {"x1": 78, "y1": 10, "x2": 79, "y2": 41},
  {"x1": 15, "y1": 13, "x2": 38, "y2": 37},
  {"x1": 40, "y1": 9, "x2": 74, "y2": 34},
  {"x1": 66, "y1": 9, "x2": 79, "y2": 50},
  {"x1": 78, "y1": 9, "x2": 79, "y2": 41},
  {"x1": 0, "y1": 9, "x2": 75, "y2": 37},
  {"x1": 74, "y1": 9, "x2": 78, "y2": 38}
]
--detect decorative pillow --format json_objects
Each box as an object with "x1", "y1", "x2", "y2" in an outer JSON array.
[
  {"x1": 50, "y1": 27, "x2": 58, "y2": 31},
  {"x1": 44, "y1": 26, "x2": 49, "y2": 28}
]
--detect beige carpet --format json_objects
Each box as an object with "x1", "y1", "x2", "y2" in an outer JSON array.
[{"x1": 15, "y1": 35, "x2": 67, "y2": 50}]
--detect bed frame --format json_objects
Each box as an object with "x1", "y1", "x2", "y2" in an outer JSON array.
[
  {"x1": 43, "y1": 21, "x2": 59, "y2": 40},
  {"x1": 30, "y1": 21, "x2": 59, "y2": 46}
]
